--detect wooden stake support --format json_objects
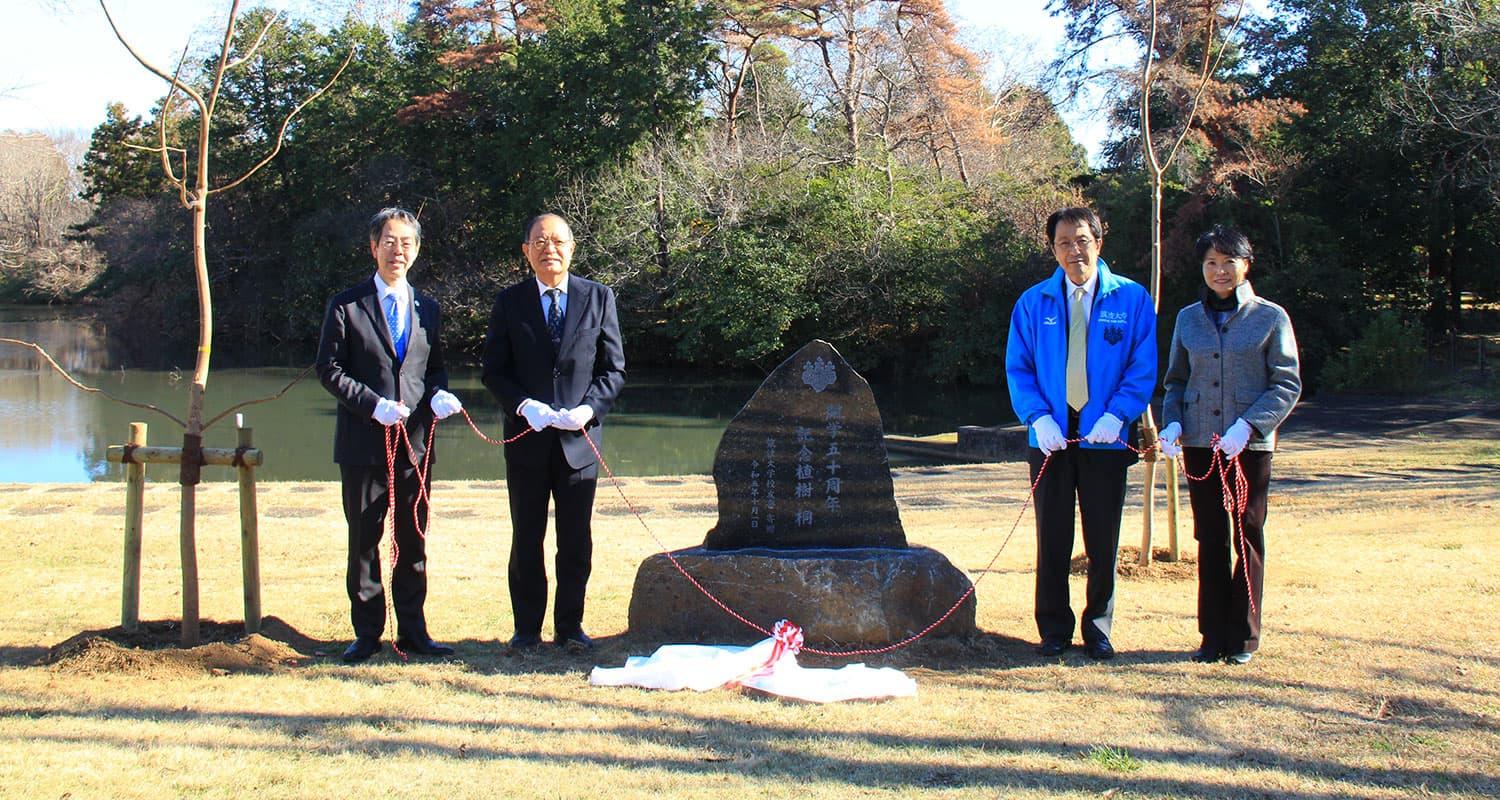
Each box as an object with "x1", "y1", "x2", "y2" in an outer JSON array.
[
  {"x1": 1165, "y1": 455, "x2": 1181, "y2": 562},
  {"x1": 236, "y1": 426, "x2": 262, "y2": 634},
  {"x1": 121, "y1": 422, "x2": 147, "y2": 632},
  {"x1": 106, "y1": 421, "x2": 266, "y2": 639}
]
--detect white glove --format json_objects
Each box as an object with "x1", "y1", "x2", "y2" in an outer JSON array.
[
  {"x1": 1085, "y1": 412, "x2": 1125, "y2": 445},
  {"x1": 552, "y1": 404, "x2": 595, "y2": 431},
  {"x1": 430, "y1": 390, "x2": 463, "y2": 420},
  {"x1": 372, "y1": 397, "x2": 410, "y2": 427},
  {"x1": 518, "y1": 399, "x2": 557, "y2": 432},
  {"x1": 1217, "y1": 418, "x2": 1253, "y2": 458},
  {"x1": 1031, "y1": 415, "x2": 1067, "y2": 456},
  {"x1": 1157, "y1": 421, "x2": 1182, "y2": 458}
]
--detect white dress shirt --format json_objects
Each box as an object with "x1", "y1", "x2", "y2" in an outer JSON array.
[{"x1": 1065, "y1": 269, "x2": 1098, "y2": 325}]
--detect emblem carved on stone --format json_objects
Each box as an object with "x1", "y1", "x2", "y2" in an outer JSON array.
[{"x1": 801, "y1": 357, "x2": 837, "y2": 393}]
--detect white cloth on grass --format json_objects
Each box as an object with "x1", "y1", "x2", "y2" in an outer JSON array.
[{"x1": 589, "y1": 637, "x2": 916, "y2": 703}]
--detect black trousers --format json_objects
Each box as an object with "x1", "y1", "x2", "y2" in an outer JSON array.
[
  {"x1": 340, "y1": 461, "x2": 430, "y2": 641},
  {"x1": 1029, "y1": 444, "x2": 1137, "y2": 645},
  {"x1": 506, "y1": 438, "x2": 598, "y2": 639},
  {"x1": 1183, "y1": 447, "x2": 1272, "y2": 654}
]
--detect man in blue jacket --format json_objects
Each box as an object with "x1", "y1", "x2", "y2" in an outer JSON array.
[{"x1": 1005, "y1": 207, "x2": 1157, "y2": 660}]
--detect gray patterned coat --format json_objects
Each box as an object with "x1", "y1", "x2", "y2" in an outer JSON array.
[{"x1": 1162, "y1": 282, "x2": 1302, "y2": 451}]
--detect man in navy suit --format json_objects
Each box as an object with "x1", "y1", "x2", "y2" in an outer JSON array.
[
  {"x1": 482, "y1": 212, "x2": 626, "y2": 652},
  {"x1": 316, "y1": 207, "x2": 465, "y2": 663}
]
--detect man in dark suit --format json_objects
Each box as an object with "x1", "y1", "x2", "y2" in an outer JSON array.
[
  {"x1": 316, "y1": 207, "x2": 465, "y2": 663},
  {"x1": 482, "y1": 212, "x2": 626, "y2": 653}
]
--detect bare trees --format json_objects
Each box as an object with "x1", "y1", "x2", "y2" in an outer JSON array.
[
  {"x1": 1393, "y1": 0, "x2": 1500, "y2": 203},
  {"x1": 0, "y1": 131, "x2": 102, "y2": 298}
]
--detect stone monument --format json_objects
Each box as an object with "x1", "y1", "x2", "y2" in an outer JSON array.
[{"x1": 628, "y1": 340, "x2": 976, "y2": 647}]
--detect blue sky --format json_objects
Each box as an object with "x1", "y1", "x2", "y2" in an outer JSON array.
[{"x1": 0, "y1": 0, "x2": 1113, "y2": 160}]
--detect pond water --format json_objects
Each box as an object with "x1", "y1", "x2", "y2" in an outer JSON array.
[{"x1": 0, "y1": 305, "x2": 1014, "y2": 482}]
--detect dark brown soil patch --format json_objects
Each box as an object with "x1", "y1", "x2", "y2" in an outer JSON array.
[
  {"x1": 1071, "y1": 547, "x2": 1197, "y2": 581},
  {"x1": 42, "y1": 616, "x2": 319, "y2": 676}
]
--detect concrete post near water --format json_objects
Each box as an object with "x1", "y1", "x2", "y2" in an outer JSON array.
[{"x1": 628, "y1": 341, "x2": 976, "y2": 648}]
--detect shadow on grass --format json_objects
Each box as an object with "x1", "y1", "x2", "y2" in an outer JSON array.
[
  {"x1": 1, "y1": 677, "x2": 1493, "y2": 798},
  {"x1": 0, "y1": 645, "x2": 46, "y2": 667},
  {"x1": 12, "y1": 614, "x2": 1497, "y2": 797}
]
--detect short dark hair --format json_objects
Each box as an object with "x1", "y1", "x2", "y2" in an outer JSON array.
[
  {"x1": 1194, "y1": 225, "x2": 1254, "y2": 263},
  {"x1": 522, "y1": 212, "x2": 571, "y2": 243},
  {"x1": 368, "y1": 207, "x2": 421, "y2": 243},
  {"x1": 1046, "y1": 207, "x2": 1103, "y2": 243}
]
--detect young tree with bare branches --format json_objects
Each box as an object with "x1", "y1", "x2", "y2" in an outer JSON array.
[{"x1": 95, "y1": 0, "x2": 351, "y2": 645}]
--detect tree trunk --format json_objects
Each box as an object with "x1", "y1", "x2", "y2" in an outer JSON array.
[
  {"x1": 1426, "y1": 163, "x2": 1455, "y2": 336},
  {"x1": 654, "y1": 144, "x2": 670, "y2": 276},
  {"x1": 1451, "y1": 201, "x2": 1472, "y2": 333},
  {"x1": 843, "y1": 21, "x2": 859, "y2": 164},
  {"x1": 178, "y1": 195, "x2": 212, "y2": 646}
]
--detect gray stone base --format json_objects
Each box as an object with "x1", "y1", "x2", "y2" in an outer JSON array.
[{"x1": 627, "y1": 545, "x2": 976, "y2": 648}]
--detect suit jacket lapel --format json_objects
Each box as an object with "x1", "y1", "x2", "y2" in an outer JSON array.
[
  {"x1": 516, "y1": 282, "x2": 553, "y2": 356},
  {"x1": 359, "y1": 288, "x2": 398, "y2": 361},
  {"x1": 559, "y1": 281, "x2": 588, "y2": 353},
  {"x1": 407, "y1": 293, "x2": 428, "y2": 363}
]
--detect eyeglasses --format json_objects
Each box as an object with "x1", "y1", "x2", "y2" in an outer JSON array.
[
  {"x1": 1053, "y1": 237, "x2": 1096, "y2": 252},
  {"x1": 527, "y1": 237, "x2": 574, "y2": 250}
]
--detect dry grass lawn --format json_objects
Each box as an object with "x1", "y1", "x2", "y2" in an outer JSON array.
[{"x1": 1, "y1": 412, "x2": 1497, "y2": 799}]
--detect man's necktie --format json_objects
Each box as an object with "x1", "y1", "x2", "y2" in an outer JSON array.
[
  {"x1": 1067, "y1": 287, "x2": 1089, "y2": 411},
  {"x1": 546, "y1": 288, "x2": 563, "y2": 349},
  {"x1": 384, "y1": 293, "x2": 407, "y2": 360}
]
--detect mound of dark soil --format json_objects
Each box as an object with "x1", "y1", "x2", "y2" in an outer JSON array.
[
  {"x1": 1070, "y1": 547, "x2": 1197, "y2": 581},
  {"x1": 42, "y1": 616, "x2": 318, "y2": 676}
]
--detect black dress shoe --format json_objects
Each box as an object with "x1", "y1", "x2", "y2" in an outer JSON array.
[
  {"x1": 556, "y1": 630, "x2": 594, "y2": 653},
  {"x1": 1084, "y1": 638, "x2": 1116, "y2": 660},
  {"x1": 396, "y1": 637, "x2": 456, "y2": 657},
  {"x1": 506, "y1": 632, "x2": 542, "y2": 651},
  {"x1": 341, "y1": 636, "x2": 382, "y2": 663},
  {"x1": 1037, "y1": 639, "x2": 1070, "y2": 657},
  {"x1": 1191, "y1": 641, "x2": 1223, "y2": 663},
  {"x1": 1224, "y1": 651, "x2": 1253, "y2": 665}
]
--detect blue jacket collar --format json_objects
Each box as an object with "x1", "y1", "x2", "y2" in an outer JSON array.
[{"x1": 1041, "y1": 259, "x2": 1123, "y2": 300}]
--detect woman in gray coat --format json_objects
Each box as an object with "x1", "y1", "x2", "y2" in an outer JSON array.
[{"x1": 1158, "y1": 226, "x2": 1301, "y2": 665}]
